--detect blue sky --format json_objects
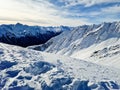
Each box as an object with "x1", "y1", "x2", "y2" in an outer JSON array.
[{"x1": 0, "y1": 0, "x2": 120, "y2": 26}]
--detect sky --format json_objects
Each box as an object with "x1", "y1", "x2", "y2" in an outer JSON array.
[{"x1": 0, "y1": 0, "x2": 120, "y2": 26}]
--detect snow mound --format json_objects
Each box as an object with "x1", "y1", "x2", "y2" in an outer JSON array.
[
  {"x1": 0, "y1": 61, "x2": 17, "y2": 70},
  {"x1": 24, "y1": 61, "x2": 55, "y2": 75}
]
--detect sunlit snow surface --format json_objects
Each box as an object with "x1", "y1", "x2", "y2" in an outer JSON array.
[
  {"x1": 28, "y1": 21, "x2": 120, "y2": 69},
  {"x1": 0, "y1": 43, "x2": 120, "y2": 90}
]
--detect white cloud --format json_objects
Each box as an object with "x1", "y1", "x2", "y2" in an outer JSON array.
[
  {"x1": 0, "y1": 0, "x2": 91, "y2": 26},
  {"x1": 88, "y1": 5, "x2": 120, "y2": 16},
  {"x1": 101, "y1": 5, "x2": 120, "y2": 13},
  {"x1": 0, "y1": 0, "x2": 119, "y2": 26},
  {"x1": 60, "y1": 0, "x2": 120, "y2": 7}
]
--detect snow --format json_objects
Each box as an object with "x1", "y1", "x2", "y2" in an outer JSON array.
[
  {"x1": 29, "y1": 21, "x2": 120, "y2": 69},
  {"x1": 0, "y1": 23, "x2": 72, "y2": 37},
  {"x1": 0, "y1": 43, "x2": 120, "y2": 90},
  {"x1": 0, "y1": 21, "x2": 120, "y2": 90},
  {"x1": 72, "y1": 38, "x2": 120, "y2": 59},
  {"x1": 0, "y1": 23, "x2": 73, "y2": 47}
]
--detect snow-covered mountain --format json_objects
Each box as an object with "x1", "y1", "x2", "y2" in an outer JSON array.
[
  {"x1": 0, "y1": 23, "x2": 72, "y2": 47},
  {"x1": 0, "y1": 43, "x2": 120, "y2": 90},
  {"x1": 28, "y1": 21, "x2": 120, "y2": 68}
]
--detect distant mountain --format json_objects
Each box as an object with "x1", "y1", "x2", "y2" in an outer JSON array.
[
  {"x1": 0, "y1": 23, "x2": 72, "y2": 47},
  {"x1": 28, "y1": 21, "x2": 120, "y2": 68}
]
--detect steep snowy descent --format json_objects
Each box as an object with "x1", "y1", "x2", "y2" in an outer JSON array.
[{"x1": 0, "y1": 43, "x2": 120, "y2": 90}]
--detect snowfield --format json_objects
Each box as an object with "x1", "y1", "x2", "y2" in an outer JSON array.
[{"x1": 0, "y1": 43, "x2": 120, "y2": 90}]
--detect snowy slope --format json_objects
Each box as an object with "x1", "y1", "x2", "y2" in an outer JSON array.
[
  {"x1": 0, "y1": 23, "x2": 72, "y2": 47},
  {"x1": 0, "y1": 43, "x2": 120, "y2": 90},
  {"x1": 28, "y1": 21, "x2": 120, "y2": 68},
  {"x1": 71, "y1": 38, "x2": 120, "y2": 68}
]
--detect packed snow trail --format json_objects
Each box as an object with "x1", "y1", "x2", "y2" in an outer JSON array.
[{"x1": 0, "y1": 43, "x2": 120, "y2": 90}]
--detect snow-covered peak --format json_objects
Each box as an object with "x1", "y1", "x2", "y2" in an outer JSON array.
[
  {"x1": 31, "y1": 21, "x2": 120, "y2": 52},
  {"x1": 0, "y1": 23, "x2": 72, "y2": 37},
  {"x1": 0, "y1": 23, "x2": 72, "y2": 47}
]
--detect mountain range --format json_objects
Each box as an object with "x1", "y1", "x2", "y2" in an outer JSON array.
[
  {"x1": 0, "y1": 21, "x2": 120, "y2": 90},
  {"x1": 0, "y1": 23, "x2": 72, "y2": 47},
  {"x1": 29, "y1": 21, "x2": 120, "y2": 68}
]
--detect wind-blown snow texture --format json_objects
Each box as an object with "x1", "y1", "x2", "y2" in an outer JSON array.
[
  {"x1": 0, "y1": 43, "x2": 120, "y2": 90},
  {"x1": 29, "y1": 21, "x2": 120, "y2": 68},
  {"x1": 0, "y1": 23, "x2": 72, "y2": 47}
]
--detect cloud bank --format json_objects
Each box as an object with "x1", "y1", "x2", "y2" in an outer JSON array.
[{"x1": 0, "y1": 0, "x2": 120, "y2": 26}]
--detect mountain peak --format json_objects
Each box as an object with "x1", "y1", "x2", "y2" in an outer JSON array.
[{"x1": 15, "y1": 22, "x2": 23, "y2": 26}]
